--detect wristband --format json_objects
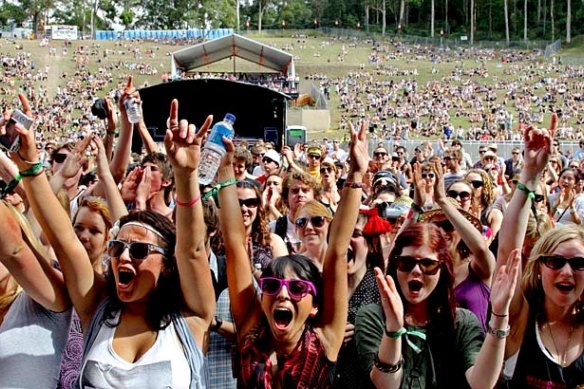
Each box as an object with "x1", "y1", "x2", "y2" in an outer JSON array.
[
  {"x1": 374, "y1": 354, "x2": 403, "y2": 374},
  {"x1": 516, "y1": 182, "x2": 535, "y2": 200},
  {"x1": 344, "y1": 181, "x2": 363, "y2": 189},
  {"x1": 385, "y1": 327, "x2": 407, "y2": 338},
  {"x1": 202, "y1": 178, "x2": 237, "y2": 208},
  {"x1": 210, "y1": 316, "x2": 223, "y2": 332},
  {"x1": 19, "y1": 162, "x2": 44, "y2": 177},
  {"x1": 175, "y1": 194, "x2": 201, "y2": 207},
  {"x1": 487, "y1": 324, "x2": 511, "y2": 339}
]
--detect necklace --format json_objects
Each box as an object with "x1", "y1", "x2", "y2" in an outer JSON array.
[{"x1": 546, "y1": 322, "x2": 575, "y2": 367}]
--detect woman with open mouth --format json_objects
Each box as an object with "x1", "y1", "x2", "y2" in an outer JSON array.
[
  {"x1": 355, "y1": 221, "x2": 520, "y2": 388},
  {"x1": 217, "y1": 122, "x2": 367, "y2": 387},
  {"x1": 16, "y1": 99, "x2": 215, "y2": 388},
  {"x1": 497, "y1": 118, "x2": 584, "y2": 387}
]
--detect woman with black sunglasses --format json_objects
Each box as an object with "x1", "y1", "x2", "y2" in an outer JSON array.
[
  {"x1": 497, "y1": 119, "x2": 584, "y2": 387},
  {"x1": 295, "y1": 200, "x2": 333, "y2": 271},
  {"x1": 217, "y1": 122, "x2": 367, "y2": 387},
  {"x1": 14, "y1": 100, "x2": 215, "y2": 387},
  {"x1": 235, "y1": 179, "x2": 287, "y2": 274},
  {"x1": 354, "y1": 222, "x2": 519, "y2": 388}
]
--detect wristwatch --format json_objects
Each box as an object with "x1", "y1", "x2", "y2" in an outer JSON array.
[
  {"x1": 487, "y1": 325, "x2": 510, "y2": 339},
  {"x1": 210, "y1": 316, "x2": 223, "y2": 332}
]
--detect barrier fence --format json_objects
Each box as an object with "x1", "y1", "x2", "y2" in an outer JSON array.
[{"x1": 369, "y1": 139, "x2": 580, "y2": 163}]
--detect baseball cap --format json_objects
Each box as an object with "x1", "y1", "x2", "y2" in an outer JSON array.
[{"x1": 263, "y1": 149, "x2": 281, "y2": 166}]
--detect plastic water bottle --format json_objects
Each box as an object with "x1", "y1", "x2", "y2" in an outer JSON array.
[
  {"x1": 198, "y1": 113, "x2": 236, "y2": 185},
  {"x1": 125, "y1": 98, "x2": 142, "y2": 124}
]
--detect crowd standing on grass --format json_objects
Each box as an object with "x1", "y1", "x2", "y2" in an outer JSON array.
[{"x1": 0, "y1": 36, "x2": 582, "y2": 389}]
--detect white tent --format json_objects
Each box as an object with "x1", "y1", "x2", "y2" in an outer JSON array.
[{"x1": 171, "y1": 33, "x2": 295, "y2": 80}]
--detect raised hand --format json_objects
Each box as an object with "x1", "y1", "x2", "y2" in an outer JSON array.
[
  {"x1": 135, "y1": 165, "x2": 152, "y2": 205},
  {"x1": 432, "y1": 159, "x2": 447, "y2": 203},
  {"x1": 104, "y1": 97, "x2": 117, "y2": 132},
  {"x1": 120, "y1": 167, "x2": 141, "y2": 204},
  {"x1": 58, "y1": 137, "x2": 91, "y2": 180},
  {"x1": 490, "y1": 249, "x2": 521, "y2": 316},
  {"x1": 374, "y1": 267, "x2": 404, "y2": 332},
  {"x1": 412, "y1": 162, "x2": 427, "y2": 206},
  {"x1": 163, "y1": 99, "x2": 212, "y2": 172},
  {"x1": 348, "y1": 120, "x2": 369, "y2": 176},
  {"x1": 523, "y1": 113, "x2": 555, "y2": 176},
  {"x1": 7, "y1": 94, "x2": 37, "y2": 169}
]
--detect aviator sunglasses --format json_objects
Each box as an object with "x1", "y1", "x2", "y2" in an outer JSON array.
[
  {"x1": 259, "y1": 277, "x2": 317, "y2": 300},
  {"x1": 295, "y1": 215, "x2": 327, "y2": 228},
  {"x1": 539, "y1": 255, "x2": 584, "y2": 271},
  {"x1": 396, "y1": 255, "x2": 442, "y2": 275},
  {"x1": 108, "y1": 240, "x2": 167, "y2": 261}
]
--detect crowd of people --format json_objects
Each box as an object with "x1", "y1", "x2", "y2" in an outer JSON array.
[{"x1": 0, "y1": 34, "x2": 582, "y2": 389}]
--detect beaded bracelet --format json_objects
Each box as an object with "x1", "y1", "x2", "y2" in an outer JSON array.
[{"x1": 19, "y1": 162, "x2": 44, "y2": 177}]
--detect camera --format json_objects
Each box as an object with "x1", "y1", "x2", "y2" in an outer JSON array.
[
  {"x1": 377, "y1": 202, "x2": 406, "y2": 222},
  {"x1": 0, "y1": 109, "x2": 34, "y2": 152},
  {"x1": 91, "y1": 98, "x2": 109, "y2": 119}
]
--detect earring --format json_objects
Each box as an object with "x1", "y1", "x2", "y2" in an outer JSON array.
[{"x1": 537, "y1": 274, "x2": 541, "y2": 280}]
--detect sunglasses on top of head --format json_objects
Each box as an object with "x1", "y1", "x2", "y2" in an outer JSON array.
[
  {"x1": 395, "y1": 255, "x2": 441, "y2": 275},
  {"x1": 539, "y1": 255, "x2": 584, "y2": 271},
  {"x1": 295, "y1": 215, "x2": 327, "y2": 228},
  {"x1": 447, "y1": 190, "x2": 472, "y2": 201},
  {"x1": 239, "y1": 198, "x2": 261, "y2": 208},
  {"x1": 108, "y1": 240, "x2": 167, "y2": 261},
  {"x1": 259, "y1": 277, "x2": 317, "y2": 300}
]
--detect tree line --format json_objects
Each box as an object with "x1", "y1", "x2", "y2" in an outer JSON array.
[{"x1": 1, "y1": 0, "x2": 581, "y2": 43}]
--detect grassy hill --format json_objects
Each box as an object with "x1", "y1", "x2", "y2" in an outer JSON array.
[{"x1": 1, "y1": 35, "x2": 582, "y2": 140}]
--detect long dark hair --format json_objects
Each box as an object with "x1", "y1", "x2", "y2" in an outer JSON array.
[
  {"x1": 104, "y1": 210, "x2": 181, "y2": 330},
  {"x1": 386, "y1": 223, "x2": 457, "y2": 332}
]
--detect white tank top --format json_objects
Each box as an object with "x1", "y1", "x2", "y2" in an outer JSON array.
[{"x1": 79, "y1": 311, "x2": 191, "y2": 388}]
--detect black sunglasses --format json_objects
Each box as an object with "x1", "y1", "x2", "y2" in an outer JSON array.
[
  {"x1": 262, "y1": 157, "x2": 275, "y2": 164},
  {"x1": 53, "y1": 153, "x2": 68, "y2": 164},
  {"x1": 539, "y1": 255, "x2": 584, "y2": 271},
  {"x1": 443, "y1": 156, "x2": 452, "y2": 161},
  {"x1": 308, "y1": 154, "x2": 321, "y2": 160},
  {"x1": 534, "y1": 194, "x2": 545, "y2": 203},
  {"x1": 374, "y1": 152, "x2": 388, "y2": 157},
  {"x1": 320, "y1": 167, "x2": 334, "y2": 174},
  {"x1": 108, "y1": 240, "x2": 167, "y2": 261},
  {"x1": 422, "y1": 173, "x2": 435, "y2": 179},
  {"x1": 479, "y1": 150, "x2": 486, "y2": 154},
  {"x1": 239, "y1": 198, "x2": 260, "y2": 208},
  {"x1": 395, "y1": 255, "x2": 441, "y2": 275},
  {"x1": 470, "y1": 180, "x2": 484, "y2": 189},
  {"x1": 295, "y1": 215, "x2": 327, "y2": 228},
  {"x1": 447, "y1": 190, "x2": 472, "y2": 201}
]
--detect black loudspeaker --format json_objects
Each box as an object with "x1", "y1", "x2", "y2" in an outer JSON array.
[{"x1": 138, "y1": 79, "x2": 290, "y2": 151}]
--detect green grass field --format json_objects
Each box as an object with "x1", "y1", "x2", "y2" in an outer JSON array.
[{"x1": 2, "y1": 34, "x2": 584, "y2": 140}]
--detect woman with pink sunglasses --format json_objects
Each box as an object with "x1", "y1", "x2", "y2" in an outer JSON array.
[{"x1": 217, "y1": 123, "x2": 367, "y2": 387}]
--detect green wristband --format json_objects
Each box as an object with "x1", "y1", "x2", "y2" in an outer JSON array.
[
  {"x1": 385, "y1": 328, "x2": 407, "y2": 338},
  {"x1": 19, "y1": 162, "x2": 44, "y2": 177},
  {"x1": 516, "y1": 182, "x2": 535, "y2": 200}
]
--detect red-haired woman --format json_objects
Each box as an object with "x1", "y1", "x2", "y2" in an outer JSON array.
[{"x1": 355, "y1": 223, "x2": 520, "y2": 388}]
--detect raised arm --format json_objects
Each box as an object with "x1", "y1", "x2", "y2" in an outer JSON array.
[
  {"x1": 319, "y1": 121, "x2": 367, "y2": 360},
  {"x1": 164, "y1": 100, "x2": 214, "y2": 341},
  {"x1": 433, "y1": 160, "x2": 495, "y2": 283},
  {"x1": 93, "y1": 135, "x2": 128, "y2": 222},
  {"x1": 497, "y1": 119, "x2": 554, "y2": 313},
  {"x1": 9, "y1": 94, "x2": 106, "y2": 330},
  {"x1": 217, "y1": 138, "x2": 263, "y2": 340},
  {"x1": 0, "y1": 201, "x2": 70, "y2": 312},
  {"x1": 136, "y1": 119, "x2": 159, "y2": 154},
  {"x1": 109, "y1": 76, "x2": 137, "y2": 183}
]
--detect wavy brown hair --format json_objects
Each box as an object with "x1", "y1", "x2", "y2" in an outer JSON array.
[
  {"x1": 237, "y1": 179, "x2": 272, "y2": 248},
  {"x1": 465, "y1": 169, "x2": 495, "y2": 207}
]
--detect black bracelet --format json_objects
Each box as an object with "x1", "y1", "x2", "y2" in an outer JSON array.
[
  {"x1": 374, "y1": 354, "x2": 403, "y2": 374},
  {"x1": 210, "y1": 316, "x2": 223, "y2": 332},
  {"x1": 491, "y1": 311, "x2": 508, "y2": 318}
]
